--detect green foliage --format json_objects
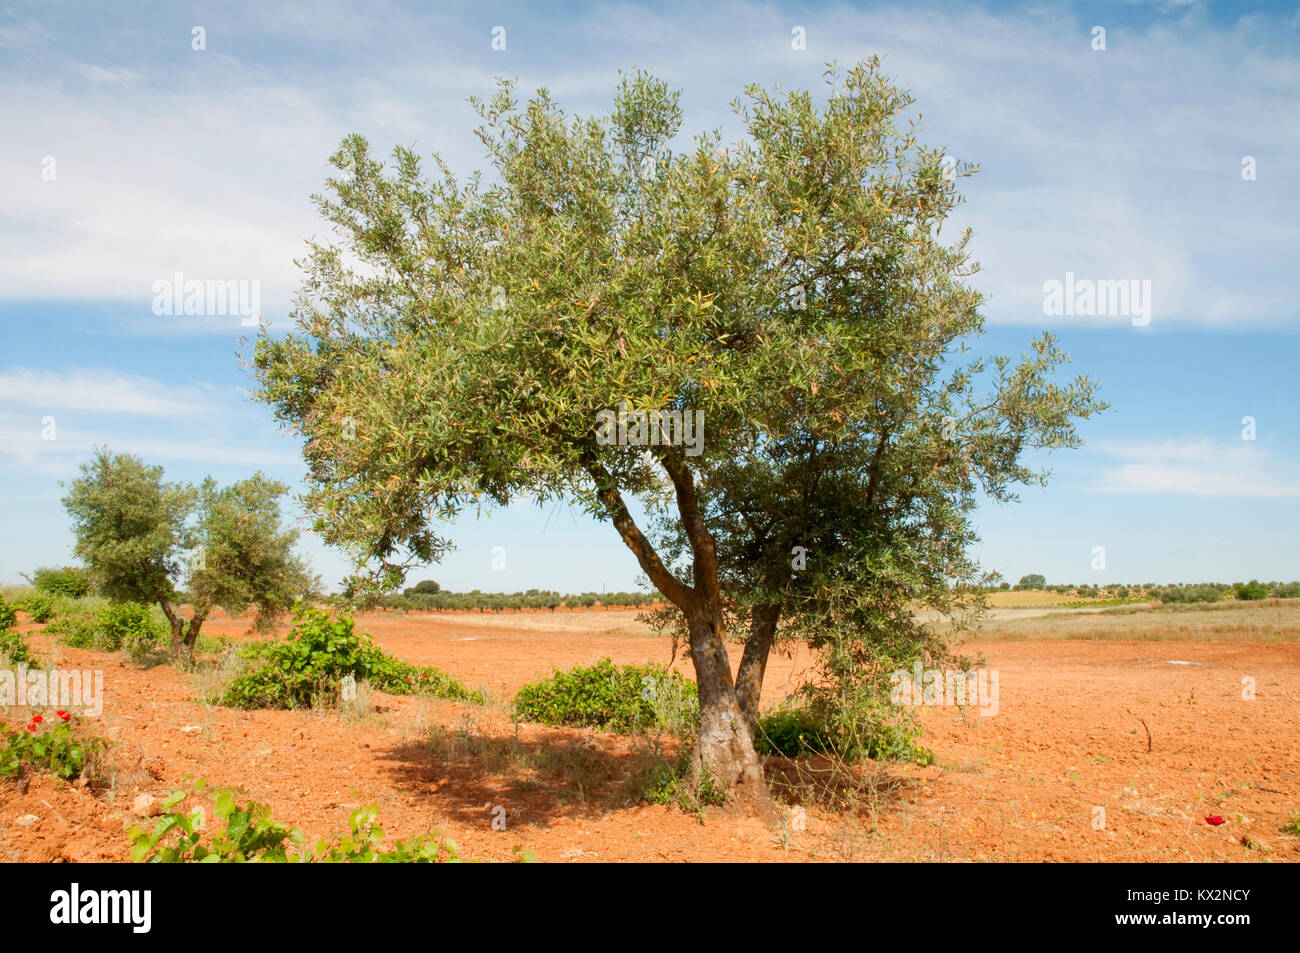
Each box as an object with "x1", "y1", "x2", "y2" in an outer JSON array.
[
  {"x1": 513, "y1": 658, "x2": 696, "y2": 733},
  {"x1": 1270, "y1": 581, "x2": 1300, "y2": 599},
  {"x1": 754, "y1": 699, "x2": 931, "y2": 764},
  {"x1": 214, "y1": 603, "x2": 483, "y2": 709},
  {"x1": 1155, "y1": 584, "x2": 1225, "y2": 604},
  {"x1": 378, "y1": 588, "x2": 657, "y2": 612},
  {"x1": 1016, "y1": 574, "x2": 1046, "y2": 590},
  {"x1": 188, "y1": 473, "x2": 318, "y2": 636},
  {"x1": 129, "y1": 783, "x2": 525, "y2": 863},
  {"x1": 61, "y1": 448, "x2": 194, "y2": 607},
  {"x1": 19, "y1": 593, "x2": 55, "y2": 623},
  {"x1": 50, "y1": 601, "x2": 167, "y2": 659},
  {"x1": 0, "y1": 596, "x2": 33, "y2": 665},
  {"x1": 0, "y1": 717, "x2": 105, "y2": 783},
  {"x1": 1236, "y1": 580, "x2": 1269, "y2": 601},
  {"x1": 0, "y1": 629, "x2": 33, "y2": 665},
  {"x1": 406, "y1": 579, "x2": 441, "y2": 595},
  {"x1": 31, "y1": 566, "x2": 92, "y2": 598},
  {"x1": 61, "y1": 448, "x2": 317, "y2": 656}
]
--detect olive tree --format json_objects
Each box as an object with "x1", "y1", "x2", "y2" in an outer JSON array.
[
  {"x1": 62, "y1": 449, "x2": 313, "y2": 657},
  {"x1": 251, "y1": 60, "x2": 1102, "y2": 798}
]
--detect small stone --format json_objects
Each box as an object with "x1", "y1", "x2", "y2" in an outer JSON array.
[
  {"x1": 179, "y1": 725, "x2": 204, "y2": 735},
  {"x1": 132, "y1": 793, "x2": 158, "y2": 817},
  {"x1": 15, "y1": 814, "x2": 40, "y2": 827}
]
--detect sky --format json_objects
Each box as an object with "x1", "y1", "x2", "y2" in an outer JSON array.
[{"x1": 1, "y1": 0, "x2": 1298, "y2": 592}]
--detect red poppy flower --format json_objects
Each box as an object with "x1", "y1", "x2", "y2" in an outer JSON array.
[
  {"x1": 26, "y1": 724, "x2": 36, "y2": 732},
  {"x1": 1205, "y1": 815, "x2": 1225, "y2": 826},
  {"x1": 57, "y1": 710, "x2": 70, "y2": 721},
  {"x1": 31, "y1": 715, "x2": 42, "y2": 723}
]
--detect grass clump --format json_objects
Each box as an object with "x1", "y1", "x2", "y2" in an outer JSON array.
[
  {"x1": 513, "y1": 657, "x2": 697, "y2": 733},
  {"x1": 213, "y1": 602, "x2": 483, "y2": 709}
]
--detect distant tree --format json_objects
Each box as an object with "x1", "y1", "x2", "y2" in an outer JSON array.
[
  {"x1": 1017, "y1": 573, "x2": 1046, "y2": 589},
  {"x1": 185, "y1": 474, "x2": 316, "y2": 650},
  {"x1": 61, "y1": 449, "x2": 195, "y2": 652},
  {"x1": 406, "y1": 579, "x2": 441, "y2": 595},
  {"x1": 28, "y1": 566, "x2": 92, "y2": 598},
  {"x1": 1236, "y1": 580, "x2": 1268, "y2": 601},
  {"x1": 62, "y1": 449, "x2": 314, "y2": 657}
]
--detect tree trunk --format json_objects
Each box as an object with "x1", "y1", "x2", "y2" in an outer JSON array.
[
  {"x1": 687, "y1": 611, "x2": 766, "y2": 801},
  {"x1": 184, "y1": 611, "x2": 208, "y2": 653},
  {"x1": 735, "y1": 604, "x2": 780, "y2": 739},
  {"x1": 160, "y1": 599, "x2": 187, "y2": 657}
]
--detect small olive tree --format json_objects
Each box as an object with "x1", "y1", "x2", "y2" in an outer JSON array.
[{"x1": 62, "y1": 449, "x2": 313, "y2": 657}]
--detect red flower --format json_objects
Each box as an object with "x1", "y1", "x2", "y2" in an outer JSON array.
[
  {"x1": 1206, "y1": 815, "x2": 1225, "y2": 826},
  {"x1": 57, "y1": 710, "x2": 70, "y2": 721},
  {"x1": 26, "y1": 723, "x2": 36, "y2": 732},
  {"x1": 422, "y1": 674, "x2": 428, "y2": 680},
  {"x1": 32, "y1": 714, "x2": 42, "y2": 723}
]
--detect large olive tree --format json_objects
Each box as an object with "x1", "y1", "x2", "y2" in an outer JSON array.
[{"x1": 251, "y1": 59, "x2": 1102, "y2": 798}]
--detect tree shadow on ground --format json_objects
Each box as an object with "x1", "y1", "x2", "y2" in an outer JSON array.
[{"x1": 375, "y1": 715, "x2": 684, "y2": 829}]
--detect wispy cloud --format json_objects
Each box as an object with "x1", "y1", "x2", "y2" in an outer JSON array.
[
  {"x1": 1091, "y1": 437, "x2": 1300, "y2": 497},
  {"x1": 0, "y1": 2, "x2": 1295, "y2": 329},
  {"x1": 0, "y1": 367, "x2": 234, "y2": 419}
]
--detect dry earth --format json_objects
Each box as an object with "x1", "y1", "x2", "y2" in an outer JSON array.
[{"x1": 2, "y1": 606, "x2": 1298, "y2": 862}]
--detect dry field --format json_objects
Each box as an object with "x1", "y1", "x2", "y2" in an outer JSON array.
[{"x1": 3, "y1": 600, "x2": 1299, "y2": 862}]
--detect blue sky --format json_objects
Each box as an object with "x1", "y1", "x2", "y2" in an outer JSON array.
[{"x1": 2, "y1": 0, "x2": 1298, "y2": 591}]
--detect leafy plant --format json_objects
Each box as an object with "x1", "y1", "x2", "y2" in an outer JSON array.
[
  {"x1": 49, "y1": 600, "x2": 167, "y2": 659},
  {"x1": 0, "y1": 715, "x2": 105, "y2": 783},
  {"x1": 30, "y1": 566, "x2": 91, "y2": 599},
  {"x1": 214, "y1": 602, "x2": 483, "y2": 709},
  {"x1": 513, "y1": 658, "x2": 697, "y2": 733},
  {"x1": 19, "y1": 593, "x2": 55, "y2": 623},
  {"x1": 1236, "y1": 580, "x2": 1269, "y2": 601},
  {"x1": 129, "y1": 783, "x2": 528, "y2": 863}
]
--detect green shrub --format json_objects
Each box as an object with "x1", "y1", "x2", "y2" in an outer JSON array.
[
  {"x1": 754, "y1": 699, "x2": 932, "y2": 764},
  {"x1": 1236, "y1": 580, "x2": 1269, "y2": 601},
  {"x1": 19, "y1": 593, "x2": 54, "y2": 623},
  {"x1": 50, "y1": 601, "x2": 167, "y2": 658},
  {"x1": 0, "y1": 716, "x2": 105, "y2": 783},
  {"x1": 31, "y1": 566, "x2": 91, "y2": 599},
  {"x1": 0, "y1": 628, "x2": 33, "y2": 665},
  {"x1": 1270, "y1": 581, "x2": 1300, "y2": 599},
  {"x1": 214, "y1": 603, "x2": 483, "y2": 709},
  {"x1": 0, "y1": 594, "x2": 16, "y2": 631},
  {"x1": 129, "y1": 783, "x2": 528, "y2": 863},
  {"x1": 513, "y1": 657, "x2": 696, "y2": 733}
]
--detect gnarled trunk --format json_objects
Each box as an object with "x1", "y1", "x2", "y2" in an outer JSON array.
[
  {"x1": 735, "y1": 604, "x2": 780, "y2": 739},
  {"x1": 687, "y1": 611, "x2": 765, "y2": 801},
  {"x1": 160, "y1": 598, "x2": 187, "y2": 657}
]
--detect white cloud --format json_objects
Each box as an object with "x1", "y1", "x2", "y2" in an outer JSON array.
[
  {"x1": 1091, "y1": 437, "x2": 1300, "y2": 497},
  {"x1": 0, "y1": 1, "x2": 1296, "y2": 334},
  {"x1": 0, "y1": 367, "x2": 233, "y2": 419}
]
